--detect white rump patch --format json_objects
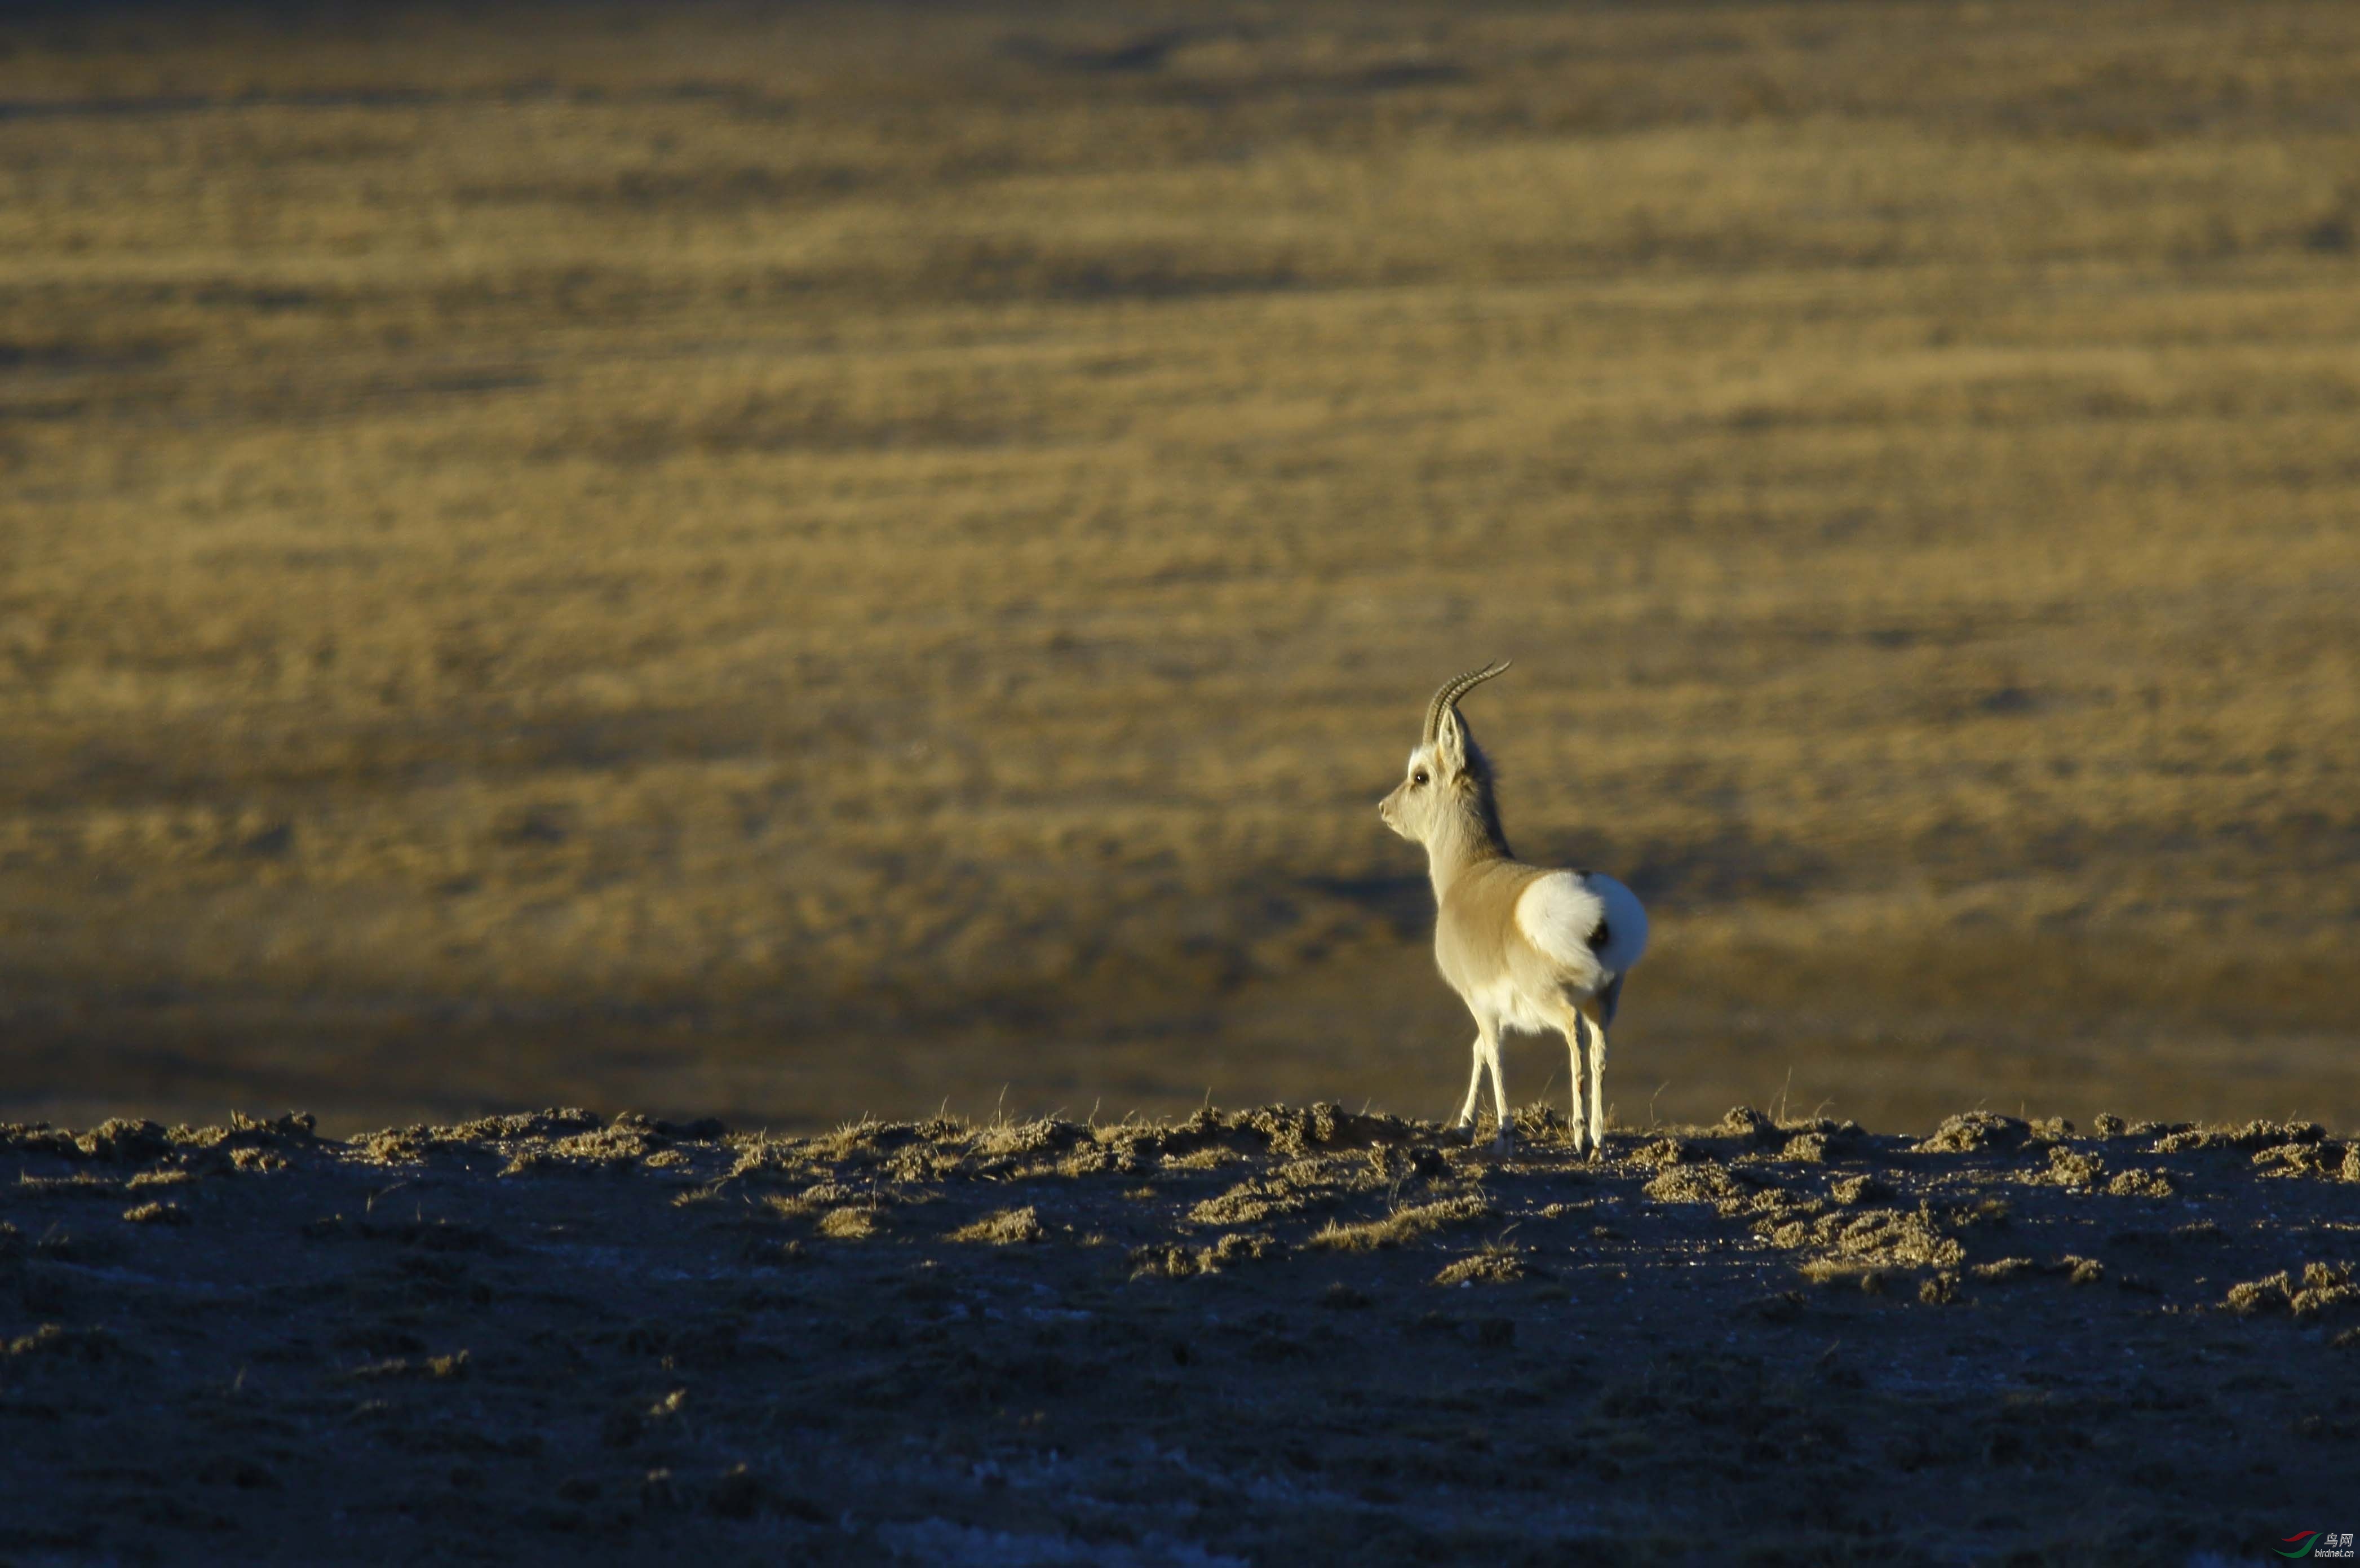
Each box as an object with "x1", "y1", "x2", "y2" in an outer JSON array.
[
  {"x1": 1586, "y1": 872, "x2": 1649, "y2": 976},
  {"x1": 1515, "y1": 871, "x2": 1649, "y2": 985},
  {"x1": 1515, "y1": 872, "x2": 1607, "y2": 982}
]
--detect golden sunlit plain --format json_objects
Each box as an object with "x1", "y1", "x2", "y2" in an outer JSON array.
[{"x1": 3, "y1": 1, "x2": 2356, "y2": 1134}]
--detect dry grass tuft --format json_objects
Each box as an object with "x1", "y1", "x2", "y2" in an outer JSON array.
[
  {"x1": 1778, "y1": 1121, "x2": 1867, "y2": 1164},
  {"x1": 2030, "y1": 1146, "x2": 2107, "y2": 1190},
  {"x1": 1915, "y1": 1114, "x2": 2038, "y2": 1156},
  {"x1": 1433, "y1": 1245, "x2": 1534, "y2": 1287},
  {"x1": 1309, "y1": 1192, "x2": 1491, "y2": 1252},
  {"x1": 1971, "y1": 1257, "x2": 2038, "y2": 1284},
  {"x1": 1128, "y1": 1229, "x2": 1281, "y2": 1279},
  {"x1": 1772, "y1": 1203, "x2": 1966, "y2": 1277},
  {"x1": 2252, "y1": 1141, "x2": 2352, "y2": 1179},
  {"x1": 1713, "y1": 1107, "x2": 1781, "y2": 1145},
  {"x1": 2105, "y1": 1168, "x2": 2177, "y2": 1199},
  {"x1": 72, "y1": 1122, "x2": 174, "y2": 1164},
  {"x1": 1918, "y1": 1270, "x2": 1963, "y2": 1306},
  {"x1": 1830, "y1": 1174, "x2": 1893, "y2": 1206},
  {"x1": 5, "y1": 1324, "x2": 135, "y2": 1363},
  {"x1": 1642, "y1": 1162, "x2": 1754, "y2": 1206},
  {"x1": 121, "y1": 1201, "x2": 191, "y2": 1226},
  {"x1": 816, "y1": 1207, "x2": 878, "y2": 1241},
  {"x1": 2157, "y1": 1121, "x2": 2328, "y2": 1154},
  {"x1": 2226, "y1": 1264, "x2": 2360, "y2": 1319},
  {"x1": 348, "y1": 1350, "x2": 471, "y2": 1381},
  {"x1": 1631, "y1": 1137, "x2": 1695, "y2": 1172},
  {"x1": 1188, "y1": 1180, "x2": 1310, "y2": 1229},
  {"x1": 949, "y1": 1206, "x2": 1046, "y2": 1246}
]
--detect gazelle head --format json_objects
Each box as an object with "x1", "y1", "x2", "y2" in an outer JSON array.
[{"x1": 1379, "y1": 660, "x2": 1511, "y2": 848}]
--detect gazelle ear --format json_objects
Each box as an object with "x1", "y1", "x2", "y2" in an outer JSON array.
[{"x1": 1432, "y1": 706, "x2": 1468, "y2": 773}]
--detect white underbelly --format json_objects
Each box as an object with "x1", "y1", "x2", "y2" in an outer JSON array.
[{"x1": 1465, "y1": 976, "x2": 1561, "y2": 1036}]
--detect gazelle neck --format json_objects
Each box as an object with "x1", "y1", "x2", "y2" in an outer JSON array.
[{"x1": 1424, "y1": 805, "x2": 1511, "y2": 899}]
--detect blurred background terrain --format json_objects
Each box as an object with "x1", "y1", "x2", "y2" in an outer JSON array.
[{"x1": 2, "y1": 1, "x2": 2355, "y2": 1135}]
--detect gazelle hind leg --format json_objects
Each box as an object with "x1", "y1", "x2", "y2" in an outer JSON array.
[
  {"x1": 1453, "y1": 1033, "x2": 1486, "y2": 1139},
  {"x1": 1566, "y1": 1014, "x2": 1591, "y2": 1157},
  {"x1": 1580, "y1": 1000, "x2": 1610, "y2": 1161}
]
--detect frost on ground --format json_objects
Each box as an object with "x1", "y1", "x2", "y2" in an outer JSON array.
[{"x1": 1, "y1": 1104, "x2": 2355, "y2": 1565}]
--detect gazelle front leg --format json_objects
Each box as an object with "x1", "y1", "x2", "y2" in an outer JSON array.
[
  {"x1": 1453, "y1": 1032, "x2": 1487, "y2": 1140},
  {"x1": 1484, "y1": 1024, "x2": 1511, "y2": 1153}
]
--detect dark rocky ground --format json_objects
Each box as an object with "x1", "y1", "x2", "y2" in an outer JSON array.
[{"x1": 2, "y1": 1104, "x2": 2356, "y2": 1565}]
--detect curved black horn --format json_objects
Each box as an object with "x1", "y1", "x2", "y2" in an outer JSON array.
[{"x1": 1422, "y1": 659, "x2": 1512, "y2": 745}]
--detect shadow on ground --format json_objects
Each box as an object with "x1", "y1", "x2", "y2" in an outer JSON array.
[{"x1": 3, "y1": 1102, "x2": 2354, "y2": 1562}]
